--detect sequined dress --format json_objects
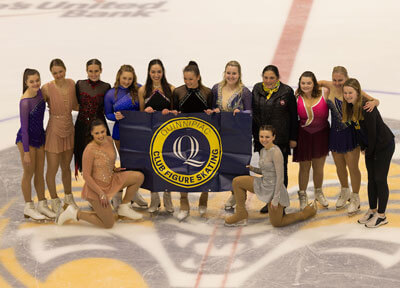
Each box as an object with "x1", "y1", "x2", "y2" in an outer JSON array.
[
  {"x1": 45, "y1": 79, "x2": 77, "y2": 153},
  {"x1": 251, "y1": 146, "x2": 290, "y2": 207},
  {"x1": 326, "y1": 97, "x2": 358, "y2": 153},
  {"x1": 74, "y1": 79, "x2": 111, "y2": 172},
  {"x1": 81, "y1": 136, "x2": 129, "y2": 200},
  {"x1": 104, "y1": 86, "x2": 140, "y2": 140},
  {"x1": 15, "y1": 90, "x2": 46, "y2": 151},
  {"x1": 211, "y1": 83, "x2": 252, "y2": 112}
]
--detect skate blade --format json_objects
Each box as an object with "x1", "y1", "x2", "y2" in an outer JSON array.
[
  {"x1": 224, "y1": 219, "x2": 247, "y2": 227},
  {"x1": 117, "y1": 215, "x2": 143, "y2": 222},
  {"x1": 131, "y1": 203, "x2": 149, "y2": 209}
]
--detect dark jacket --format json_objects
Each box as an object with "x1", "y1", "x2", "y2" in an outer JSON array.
[
  {"x1": 252, "y1": 82, "x2": 298, "y2": 152},
  {"x1": 356, "y1": 107, "x2": 394, "y2": 158}
]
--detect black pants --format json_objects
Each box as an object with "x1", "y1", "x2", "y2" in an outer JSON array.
[
  {"x1": 365, "y1": 140, "x2": 395, "y2": 214},
  {"x1": 277, "y1": 144, "x2": 289, "y2": 188}
]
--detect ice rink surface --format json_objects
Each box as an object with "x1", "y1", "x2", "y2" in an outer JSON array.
[{"x1": 0, "y1": 0, "x2": 400, "y2": 287}]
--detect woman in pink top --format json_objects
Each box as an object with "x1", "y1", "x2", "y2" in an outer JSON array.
[
  {"x1": 293, "y1": 71, "x2": 330, "y2": 210},
  {"x1": 57, "y1": 119, "x2": 145, "y2": 228},
  {"x1": 42, "y1": 59, "x2": 79, "y2": 214}
]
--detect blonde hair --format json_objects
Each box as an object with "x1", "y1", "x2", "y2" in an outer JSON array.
[
  {"x1": 342, "y1": 78, "x2": 364, "y2": 122},
  {"x1": 220, "y1": 60, "x2": 244, "y2": 94},
  {"x1": 332, "y1": 66, "x2": 349, "y2": 78}
]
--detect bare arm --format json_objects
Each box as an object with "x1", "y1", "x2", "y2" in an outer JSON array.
[{"x1": 138, "y1": 86, "x2": 145, "y2": 111}]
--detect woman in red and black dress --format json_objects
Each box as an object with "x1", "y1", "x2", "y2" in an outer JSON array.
[{"x1": 74, "y1": 59, "x2": 111, "y2": 177}]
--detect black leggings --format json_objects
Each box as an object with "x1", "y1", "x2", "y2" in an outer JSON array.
[{"x1": 365, "y1": 140, "x2": 395, "y2": 214}]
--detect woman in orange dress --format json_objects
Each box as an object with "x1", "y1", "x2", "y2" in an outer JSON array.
[
  {"x1": 42, "y1": 59, "x2": 79, "y2": 214},
  {"x1": 57, "y1": 119, "x2": 145, "y2": 228}
]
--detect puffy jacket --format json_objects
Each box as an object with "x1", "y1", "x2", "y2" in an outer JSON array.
[{"x1": 252, "y1": 82, "x2": 298, "y2": 152}]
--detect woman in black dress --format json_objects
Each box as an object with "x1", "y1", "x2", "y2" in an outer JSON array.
[{"x1": 74, "y1": 59, "x2": 111, "y2": 177}]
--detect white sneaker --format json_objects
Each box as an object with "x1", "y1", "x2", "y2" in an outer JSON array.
[
  {"x1": 347, "y1": 193, "x2": 360, "y2": 215},
  {"x1": 118, "y1": 203, "x2": 143, "y2": 220},
  {"x1": 131, "y1": 191, "x2": 148, "y2": 209},
  {"x1": 365, "y1": 214, "x2": 388, "y2": 228},
  {"x1": 24, "y1": 202, "x2": 46, "y2": 221},
  {"x1": 56, "y1": 205, "x2": 78, "y2": 225},
  {"x1": 199, "y1": 206, "x2": 207, "y2": 216},
  {"x1": 298, "y1": 190, "x2": 308, "y2": 210},
  {"x1": 64, "y1": 194, "x2": 79, "y2": 209},
  {"x1": 148, "y1": 192, "x2": 161, "y2": 213},
  {"x1": 163, "y1": 191, "x2": 174, "y2": 213},
  {"x1": 37, "y1": 199, "x2": 56, "y2": 219},
  {"x1": 50, "y1": 198, "x2": 64, "y2": 214},
  {"x1": 314, "y1": 188, "x2": 329, "y2": 208},
  {"x1": 177, "y1": 210, "x2": 189, "y2": 222},
  {"x1": 336, "y1": 187, "x2": 351, "y2": 210},
  {"x1": 358, "y1": 210, "x2": 375, "y2": 224},
  {"x1": 111, "y1": 191, "x2": 123, "y2": 210},
  {"x1": 224, "y1": 194, "x2": 236, "y2": 210}
]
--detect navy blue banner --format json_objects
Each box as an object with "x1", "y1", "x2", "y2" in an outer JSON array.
[{"x1": 119, "y1": 111, "x2": 252, "y2": 192}]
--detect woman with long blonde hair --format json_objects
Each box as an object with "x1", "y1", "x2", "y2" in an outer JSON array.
[{"x1": 211, "y1": 60, "x2": 252, "y2": 211}]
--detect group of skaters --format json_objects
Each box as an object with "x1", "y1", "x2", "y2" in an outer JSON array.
[{"x1": 17, "y1": 58, "x2": 395, "y2": 229}]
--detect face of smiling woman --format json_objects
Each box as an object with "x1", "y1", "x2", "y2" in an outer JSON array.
[
  {"x1": 119, "y1": 71, "x2": 134, "y2": 88},
  {"x1": 343, "y1": 85, "x2": 359, "y2": 104},
  {"x1": 91, "y1": 124, "x2": 107, "y2": 145},
  {"x1": 184, "y1": 71, "x2": 200, "y2": 89},
  {"x1": 87, "y1": 64, "x2": 102, "y2": 82},
  {"x1": 51, "y1": 66, "x2": 66, "y2": 81},
  {"x1": 262, "y1": 70, "x2": 279, "y2": 89},
  {"x1": 25, "y1": 74, "x2": 41, "y2": 93}
]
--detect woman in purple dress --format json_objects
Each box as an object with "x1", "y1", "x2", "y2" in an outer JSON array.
[{"x1": 16, "y1": 69, "x2": 55, "y2": 220}]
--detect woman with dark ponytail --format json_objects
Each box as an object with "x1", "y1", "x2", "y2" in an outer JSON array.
[
  {"x1": 16, "y1": 69, "x2": 55, "y2": 221},
  {"x1": 172, "y1": 61, "x2": 214, "y2": 221},
  {"x1": 74, "y1": 59, "x2": 111, "y2": 178}
]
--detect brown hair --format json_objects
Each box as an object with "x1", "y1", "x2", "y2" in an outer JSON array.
[
  {"x1": 49, "y1": 58, "x2": 66, "y2": 71},
  {"x1": 259, "y1": 124, "x2": 276, "y2": 136},
  {"x1": 23, "y1": 69, "x2": 40, "y2": 93},
  {"x1": 296, "y1": 71, "x2": 321, "y2": 98},
  {"x1": 342, "y1": 78, "x2": 364, "y2": 122},
  {"x1": 113, "y1": 64, "x2": 139, "y2": 102},
  {"x1": 86, "y1": 58, "x2": 102, "y2": 70},
  {"x1": 183, "y1": 61, "x2": 204, "y2": 89}
]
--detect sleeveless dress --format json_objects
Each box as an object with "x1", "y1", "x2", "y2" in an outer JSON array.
[
  {"x1": 45, "y1": 79, "x2": 77, "y2": 153},
  {"x1": 252, "y1": 146, "x2": 290, "y2": 207},
  {"x1": 81, "y1": 137, "x2": 129, "y2": 201},
  {"x1": 293, "y1": 94, "x2": 330, "y2": 162},
  {"x1": 16, "y1": 90, "x2": 46, "y2": 151},
  {"x1": 144, "y1": 89, "x2": 172, "y2": 111},
  {"x1": 326, "y1": 97, "x2": 358, "y2": 153}
]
